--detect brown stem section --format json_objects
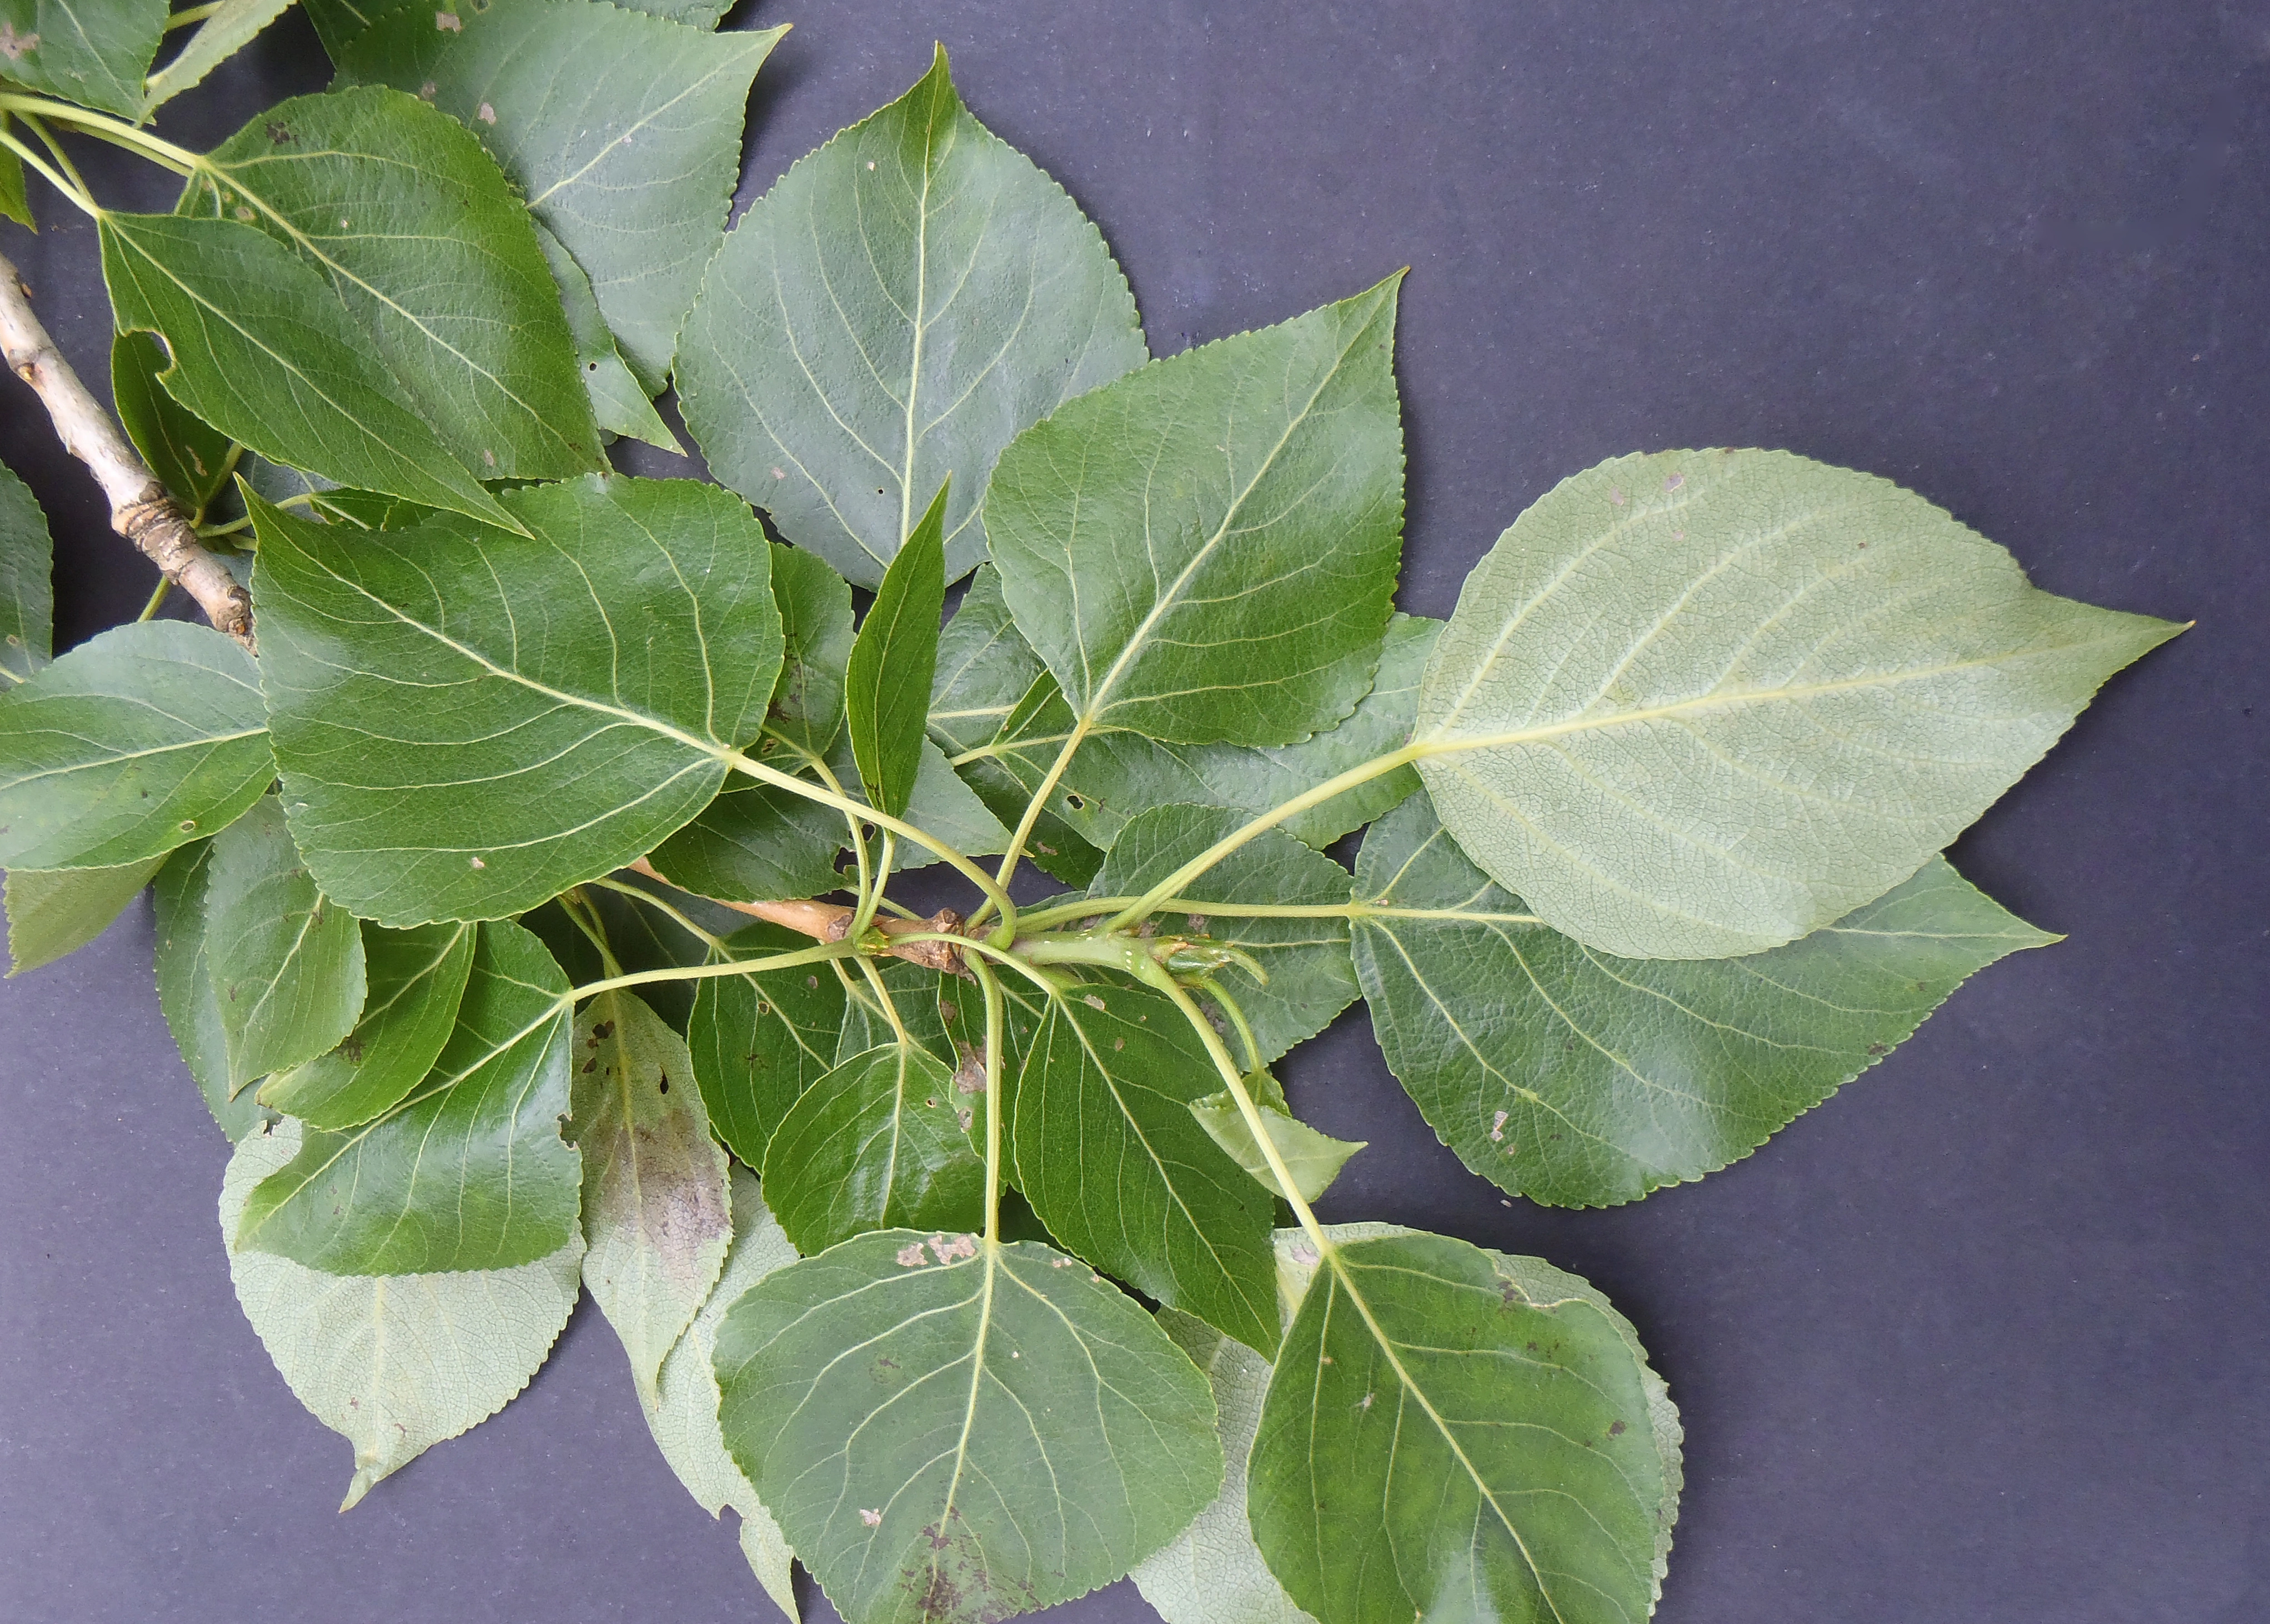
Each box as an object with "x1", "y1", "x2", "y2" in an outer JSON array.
[
  {"x1": 627, "y1": 857, "x2": 968, "y2": 974},
  {"x1": 0, "y1": 249, "x2": 254, "y2": 648}
]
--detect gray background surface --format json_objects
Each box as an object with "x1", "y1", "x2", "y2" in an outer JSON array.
[{"x1": 3, "y1": 2, "x2": 2265, "y2": 1620}]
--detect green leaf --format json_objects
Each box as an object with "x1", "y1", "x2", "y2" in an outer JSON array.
[
  {"x1": 1352, "y1": 793, "x2": 2057, "y2": 1207},
  {"x1": 186, "y1": 86, "x2": 601, "y2": 480},
  {"x1": 571, "y1": 988, "x2": 731, "y2": 1402},
  {"x1": 989, "y1": 275, "x2": 1404, "y2": 746},
  {"x1": 533, "y1": 222, "x2": 681, "y2": 455},
  {"x1": 153, "y1": 840, "x2": 274, "y2": 1140},
  {"x1": 99, "y1": 214, "x2": 516, "y2": 529},
  {"x1": 338, "y1": 0, "x2": 781, "y2": 390},
  {"x1": 0, "y1": 0, "x2": 168, "y2": 117},
  {"x1": 1011, "y1": 978, "x2": 1280, "y2": 1352},
  {"x1": 222, "y1": 1116, "x2": 582, "y2": 1511},
  {"x1": 0, "y1": 121, "x2": 30, "y2": 230},
  {"x1": 520, "y1": 874, "x2": 720, "y2": 1031},
  {"x1": 250, "y1": 476, "x2": 784, "y2": 925},
  {"x1": 257, "y1": 919, "x2": 474, "y2": 1130},
  {"x1": 648, "y1": 543, "x2": 856, "y2": 903},
  {"x1": 1188, "y1": 1074, "x2": 1363, "y2": 1206},
  {"x1": 679, "y1": 44, "x2": 1148, "y2": 589},
  {"x1": 1249, "y1": 1231, "x2": 1675, "y2": 1624},
  {"x1": 207, "y1": 795, "x2": 367, "y2": 1096},
  {"x1": 846, "y1": 478, "x2": 949, "y2": 820},
  {"x1": 139, "y1": 0, "x2": 296, "y2": 113},
  {"x1": 1094, "y1": 805, "x2": 1360, "y2": 1065},
  {"x1": 640, "y1": 1164, "x2": 802, "y2": 1622},
  {"x1": 765, "y1": 541, "x2": 858, "y2": 760},
  {"x1": 871, "y1": 738, "x2": 1013, "y2": 875},
  {"x1": 111, "y1": 329, "x2": 236, "y2": 519},
  {"x1": 686, "y1": 919, "x2": 849, "y2": 1170},
  {"x1": 760, "y1": 1041, "x2": 985, "y2": 1256},
  {"x1": 3, "y1": 854, "x2": 164, "y2": 976},
  {"x1": 714, "y1": 1231, "x2": 1225, "y2": 1624},
  {"x1": 235, "y1": 918, "x2": 579, "y2": 1274},
  {"x1": 831, "y1": 956, "x2": 958, "y2": 1065},
  {"x1": 0, "y1": 462, "x2": 52, "y2": 684},
  {"x1": 1129, "y1": 1308, "x2": 1319, "y2": 1624},
  {"x1": 0, "y1": 619, "x2": 271, "y2": 870},
  {"x1": 1414, "y1": 448, "x2": 2187, "y2": 959},
  {"x1": 932, "y1": 573, "x2": 1437, "y2": 865}
]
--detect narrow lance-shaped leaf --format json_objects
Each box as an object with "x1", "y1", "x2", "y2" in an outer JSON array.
[
  {"x1": 222, "y1": 1117, "x2": 583, "y2": 1511},
  {"x1": 186, "y1": 86, "x2": 603, "y2": 480},
  {"x1": 686, "y1": 919, "x2": 849, "y2": 1170},
  {"x1": 988, "y1": 276, "x2": 1404, "y2": 746},
  {"x1": 99, "y1": 214, "x2": 517, "y2": 530},
  {"x1": 640, "y1": 1165, "x2": 802, "y2": 1623},
  {"x1": 1414, "y1": 448, "x2": 2187, "y2": 959},
  {"x1": 847, "y1": 478, "x2": 949, "y2": 820},
  {"x1": 207, "y1": 795, "x2": 369, "y2": 1096},
  {"x1": 714, "y1": 1231, "x2": 1225, "y2": 1624},
  {"x1": 250, "y1": 477, "x2": 784, "y2": 926},
  {"x1": 1249, "y1": 1230, "x2": 1677, "y2": 1624},
  {"x1": 570, "y1": 989, "x2": 731, "y2": 1403},
  {"x1": 339, "y1": 1, "x2": 782, "y2": 390},
  {"x1": 139, "y1": 0, "x2": 297, "y2": 113},
  {"x1": 4, "y1": 855, "x2": 166, "y2": 977},
  {"x1": 153, "y1": 840, "x2": 274, "y2": 1141},
  {"x1": 1094, "y1": 804, "x2": 1361, "y2": 1066},
  {"x1": 0, "y1": 619, "x2": 272, "y2": 871},
  {"x1": 0, "y1": 0, "x2": 168, "y2": 117},
  {"x1": 680, "y1": 44, "x2": 1149, "y2": 588},
  {"x1": 0, "y1": 461, "x2": 52, "y2": 684},
  {"x1": 761, "y1": 1041, "x2": 986, "y2": 1256},
  {"x1": 1354, "y1": 792, "x2": 2057, "y2": 1207},
  {"x1": 258, "y1": 920, "x2": 475, "y2": 1130},
  {"x1": 1011, "y1": 978, "x2": 1281, "y2": 1353},
  {"x1": 235, "y1": 918, "x2": 580, "y2": 1274},
  {"x1": 112, "y1": 330, "x2": 237, "y2": 519}
]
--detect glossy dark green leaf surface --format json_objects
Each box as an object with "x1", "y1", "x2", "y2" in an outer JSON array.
[
  {"x1": 99, "y1": 214, "x2": 515, "y2": 528},
  {"x1": 189, "y1": 86, "x2": 602, "y2": 480},
  {"x1": 1249, "y1": 1231, "x2": 1673, "y2": 1624},
  {"x1": 206, "y1": 795, "x2": 368, "y2": 1096},
  {"x1": 846, "y1": 479, "x2": 949, "y2": 821},
  {"x1": 0, "y1": 462, "x2": 51, "y2": 685},
  {"x1": 761, "y1": 1041, "x2": 986, "y2": 1256},
  {"x1": 111, "y1": 329, "x2": 236, "y2": 518},
  {"x1": 0, "y1": 619, "x2": 271, "y2": 870},
  {"x1": 714, "y1": 1231, "x2": 1223, "y2": 1624},
  {"x1": 680, "y1": 46, "x2": 1147, "y2": 589},
  {"x1": 235, "y1": 918, "x2": 579, "y2": 1274},
  {"x1": 0, "y1": 0, "x2": 168, "y2": 116},
  {"x1": 686, "y1": 918, "x2": 849, "y2": 1170},
  {"x1": 988, "y1": 277, "x2": 1404, "y2": 746},
  {"x1": 1011, "y1": 977, "x2": 1280, "y2": 1352},
  {"x1": 250, "y1": 477, "x2": 783, "y2": 925},
  {"x1": 1352, "y1": 793, "x2": 2057, "y2": 1207},
  {"x1": 258, "y1": 919, "x2": 475, "y2": 1130},
  {"x1": 152, "y1": 840, "x2": 274, "y2": 1141}
]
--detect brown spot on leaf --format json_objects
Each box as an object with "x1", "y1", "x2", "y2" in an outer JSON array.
[
  {"x1": 267, "y1": 123, "x2": 293, "y2": 144},
  {"x1": 1866, "y1": 1041, "x2": 1888, "y2": 1056},
  {"x1": 435, "y1": 10, "x2": 461, "y2": 28},
  {"x1": 1610, "y1": 1419, "x2": 1627, "y2": 1436},
  {"x1": 0, "y1": 22, "x2": 37, "y2": 58}
]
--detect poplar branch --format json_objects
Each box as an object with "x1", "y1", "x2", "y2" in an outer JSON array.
[
  {"x1": 627, "y1": 856, "x2": 968, "y2": 974},
  {"x1": 0, "y1": 249, "x2": 254, "y2": 648}
]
